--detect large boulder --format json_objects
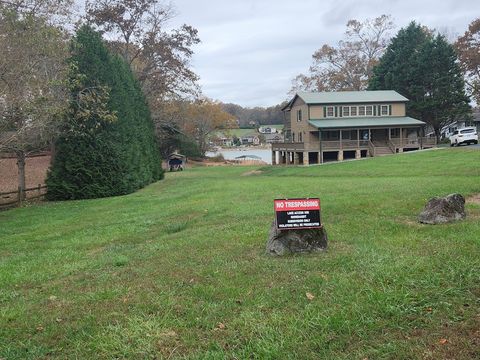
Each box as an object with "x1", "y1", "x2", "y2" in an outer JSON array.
[
  {"x1": 266, "y1": 221, "x2": 328, "y2": 256},
  {"x1": 418, "y1": 193, "x2": 466, "y2": 224}
]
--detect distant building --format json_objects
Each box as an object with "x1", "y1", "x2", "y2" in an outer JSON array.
[
  {"x1": 265, "y1": 133, "x2": 284, "y2": 143},
  {"x1": 272, "y1": 90, "x2": 435, "y2": 165},
  {"x1": 440, "y1": 108, "x2": 480, "y2": 139},
  {"x1": 258, "y1": 126, "x2": 277, "y2": 134},
  {"x1": 241, "y1": 134, "x2": 260, "y2": 145}
]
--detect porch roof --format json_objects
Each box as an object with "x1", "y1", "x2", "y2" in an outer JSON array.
[{"x1": 308, "y1": 116, "x2": 425, "y2": 129}]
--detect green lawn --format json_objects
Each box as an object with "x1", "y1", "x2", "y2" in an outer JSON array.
[{"x1": 1, "y1": 148, "x2": 479, "y2": 359}]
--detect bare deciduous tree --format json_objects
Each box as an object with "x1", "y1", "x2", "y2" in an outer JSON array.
[
  {"x1": 455, "y1": 18, "x2": 480, "y2": 104},
  {"x1": 291, "y1": 15, "x2": 394, "y2": 94},
  {"x1": 85, "y1": 0, "x2": 200, "y2": 102},
  {"x1": 0, "y1": 2, "x2": 69, "y2": 199}
]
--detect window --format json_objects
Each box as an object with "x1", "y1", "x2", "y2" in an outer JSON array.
[
  {"x1": 358, "y1": 106, "x2": 365, "y2": 116},
  {"x1": 297, "y1": 109, "x2": 302, "y2": 122},
  {"x1": 460, "y1": 128, "x2": 475, "y2": 134},
  {"x1": 326, "y1": 106, "x2": 334, "y2": 117},
  {"x1": 292, "y1": 132, "x2": 295, "y2": 142},
  {"x1": 299, "y1": 132, "x2": 303, "y2": 142},
  {"x1": 350, "y1": 106, "x2": 357, "y2": 116},
  {"x1": 365, "y1": 105, "x2": 373, "y2": 116},
  {"x1": 381, "y1": 105, "x2": 389, "y2": 116},
  {"x1": 343, "y1": 106, "x2": 350, "y2": 117}
]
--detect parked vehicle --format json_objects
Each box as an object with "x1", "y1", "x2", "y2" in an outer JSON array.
[{"x1": 449, "y1": 127, "x2": 478, "y2": 146}]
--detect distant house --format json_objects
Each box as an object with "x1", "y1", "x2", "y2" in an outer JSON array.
[
  {"x1": 258, "y1": 126, "x2": 277, "y2": 134},
  {"x1": 440, "y1": 108, "x2": 480, "y2": 139},
  {"x1": 272, "y1": 90, "x2": 435, "y2": 165},
  {"x1": 265, "y1": 133, "x2": 284, "y2": 143},
  {"x1": 241, "y1": 134, "x2": 260, "y2": 145}
]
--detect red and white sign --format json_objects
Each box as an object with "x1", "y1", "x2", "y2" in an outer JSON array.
[
  {"x1": 274, "y1": 198, "x2": 321, "y2": 230},
  {"x1": 274, "y1": 198, "x2": 320, "y2": 212}
]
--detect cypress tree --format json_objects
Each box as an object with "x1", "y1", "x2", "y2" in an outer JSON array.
[{"x1": 47, "y1": 26, "x2": 163, "y2": 200}]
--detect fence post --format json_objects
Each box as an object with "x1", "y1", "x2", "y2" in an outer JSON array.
[{"x1": 17, "y1": 186, "x2": 22, "y2": 206}]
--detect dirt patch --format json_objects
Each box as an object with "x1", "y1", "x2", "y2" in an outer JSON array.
[
  {"x1": 466, "y1": 193, "x2": 480, "y2": 205},
  {"x1": 241, "y1": 170, "x2": 264, "y2": 176}
]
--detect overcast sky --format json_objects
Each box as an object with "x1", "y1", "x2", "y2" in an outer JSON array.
[{"x1": 167, "y1": 0, "x2": 474, "y2": 107}]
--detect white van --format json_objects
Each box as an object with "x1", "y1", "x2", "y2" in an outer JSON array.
[{"x1": 449, "y1": 127, "x2": 478, "y2": 146}]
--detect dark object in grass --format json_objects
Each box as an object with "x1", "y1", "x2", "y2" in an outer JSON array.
[
  {"x1": 266, "y1": 221, "x2": 328, "y2": 256},
  {"x1": 418, "y1": 193, "x2": 466, "y2": 224}
]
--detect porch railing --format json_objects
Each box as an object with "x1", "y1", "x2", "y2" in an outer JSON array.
[
  {"x1": 390, "y1": 137, "x2": 437, "y2": 147},
  {"x1": 368, "y1": 141, "x2": 376, "y2": 157},
  {"x1": 321, "y1": 140, "x2": 369, "y2": 150}
]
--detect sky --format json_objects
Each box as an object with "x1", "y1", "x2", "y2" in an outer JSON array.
[{"x1": 166, "y1": 0, "x2": 476, "y2": 107}]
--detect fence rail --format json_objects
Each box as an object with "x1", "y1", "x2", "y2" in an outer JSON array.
[{"x1": 0, "y1": 184, "x2": 47, "y2": 209}]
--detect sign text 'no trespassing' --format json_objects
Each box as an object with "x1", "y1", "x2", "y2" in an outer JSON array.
[{"x1": 274, "y1": 198, "x2": 321, "y2": 230}]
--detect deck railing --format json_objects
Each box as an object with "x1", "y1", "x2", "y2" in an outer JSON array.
[{"x1": 321, "y1": 140, "x2": 369, "y2": 150}]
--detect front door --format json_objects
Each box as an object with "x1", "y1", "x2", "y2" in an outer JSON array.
[{"x1": 371, "y1": 129, "x2": 388, "y2": 143}]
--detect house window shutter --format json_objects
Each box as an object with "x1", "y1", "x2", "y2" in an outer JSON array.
[
  {"x1": 373, "y1": 106, "x2": 377, "y2": 116},
  {"x1": 389, "y1": 105, "x2": 392, "y2": 115},
  {"x1": 339, "y1": 106, "x2": 343, "y2": 117},
  {"x1": 323, "y1": 106, "x2": 326, "y2": 117},
  {"x1": 335, "y1": 107, "x2": 338, "y2": 117}
]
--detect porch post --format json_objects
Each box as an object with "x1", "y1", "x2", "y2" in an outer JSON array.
[
  {"x1": 357, "y1": 129, "x2": 360, "y2": 148},
  {"x1": 339, "y1": 130, "x2": 343, "y2": 150},
  {"x1": 388, "y1": 128, "x2": 391, "y2": 140},
  {"x1": 293, "y1": 152, "x2": 299, "y2": 165},
  {"x1": 319, "y1": 130, "x2": 323, "y2": 164},
  {"x1": 399, "y1": 128, "x2": 404, "y2": 153}
]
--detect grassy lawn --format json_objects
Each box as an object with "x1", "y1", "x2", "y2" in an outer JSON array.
[{"x1": 1, "y1": 148, "x2": 479, "y2": 359}]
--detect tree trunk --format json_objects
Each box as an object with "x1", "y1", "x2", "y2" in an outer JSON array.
[
  {"x1": 16, "y1": 151, "x2": 26, "y2": 203},
  {"x1": 434, "y1": 127, "x2": 441, "y2": 143}
]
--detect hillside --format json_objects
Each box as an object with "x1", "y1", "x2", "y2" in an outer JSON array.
[{"x1": 1, "y1": 148, "x2": 479, "y2": 359}]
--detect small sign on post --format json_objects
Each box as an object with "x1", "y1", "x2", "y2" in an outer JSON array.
[{"x1": 274, "y1": 198, "x2": 321, "y2": 230}]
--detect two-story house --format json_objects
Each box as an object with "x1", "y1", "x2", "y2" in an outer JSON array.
[{"x1": 272, "y1": 90, "x2": 436, "y2": 165}]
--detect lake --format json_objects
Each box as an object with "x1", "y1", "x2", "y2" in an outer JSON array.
[{"x1": 206, "y1": 147, "x2": 272, "y2": 164}]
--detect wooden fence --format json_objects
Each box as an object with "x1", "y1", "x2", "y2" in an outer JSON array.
[{"x1": 0, "y1": 184, "x2": 47, "y2": 209}]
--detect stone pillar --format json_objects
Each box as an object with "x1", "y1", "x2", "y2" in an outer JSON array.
[
  {"x1": 275, "y1": 151, "x2": 280, "y2": 165},
  {"x1": 303, "y1": 152, "x2": 309, "y2": 166},
  {"x1": 355, "y1": 149, "x2": 361, "y2": 159},
  {"x1": 293, "y1": 152, "x2": 299, "y2": 165},
  {"x1": 337, "y1": 150, "x2": 344, "y2": 161},
  {"x1": 286, "y1": 152, "x2": 290, "y2": 165},
  {"x1": 318, "y1": 152, "x2": 322, "y2": 164},
  {"x1": 398, "y1": 147, "x2": 404, "y2": 153}
]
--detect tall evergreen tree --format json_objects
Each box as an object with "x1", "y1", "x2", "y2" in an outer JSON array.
[
  {"x1": 47, "y1": 26, "x2": 163, "y2": 200},
  {"x1": 369, "y1": 22, "x2": 470, "y2": 139}
]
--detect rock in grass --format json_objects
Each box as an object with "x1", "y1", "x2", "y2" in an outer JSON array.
[
  {"x1": 266, "y1": 221, "x2": 328, "y2": 256},
  {"x1": 418, "y1": 193, "x2": 466, "y2": 224}
]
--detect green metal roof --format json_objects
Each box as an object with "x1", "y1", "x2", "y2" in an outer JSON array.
[
  {"x1": 308, "y1": 117, "x2": 425, "y2": 129},
  {"x1": 297, "y1": 90, "x2": 408, "y2": 104}
]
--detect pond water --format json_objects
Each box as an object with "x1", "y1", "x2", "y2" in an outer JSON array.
[{"x1": 206, "y1": 147, "x2": 272, "y2": 164}]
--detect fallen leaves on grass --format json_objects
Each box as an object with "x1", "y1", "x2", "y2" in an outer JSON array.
[
  {"x1": 439, "y1": 338, "x2": 448, "y2": 345},
  {"x1": 213, "y1": 322, "x2": 226, "y2": 331},
  {"x1": 306, "y1": 292, "x2": 315, "y2": 301}
]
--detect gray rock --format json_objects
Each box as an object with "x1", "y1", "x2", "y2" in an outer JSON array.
[
  {"x1": 266, "y1": 221, "x2": 328, "y2": 256},
  {"x1": 418, "y1": 193, "x2": 466, "y2": 224}
]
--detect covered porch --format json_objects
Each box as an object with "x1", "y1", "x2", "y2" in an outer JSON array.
[{"x1": 272, "y1": 117, "x2": 436, "y2": 165}]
